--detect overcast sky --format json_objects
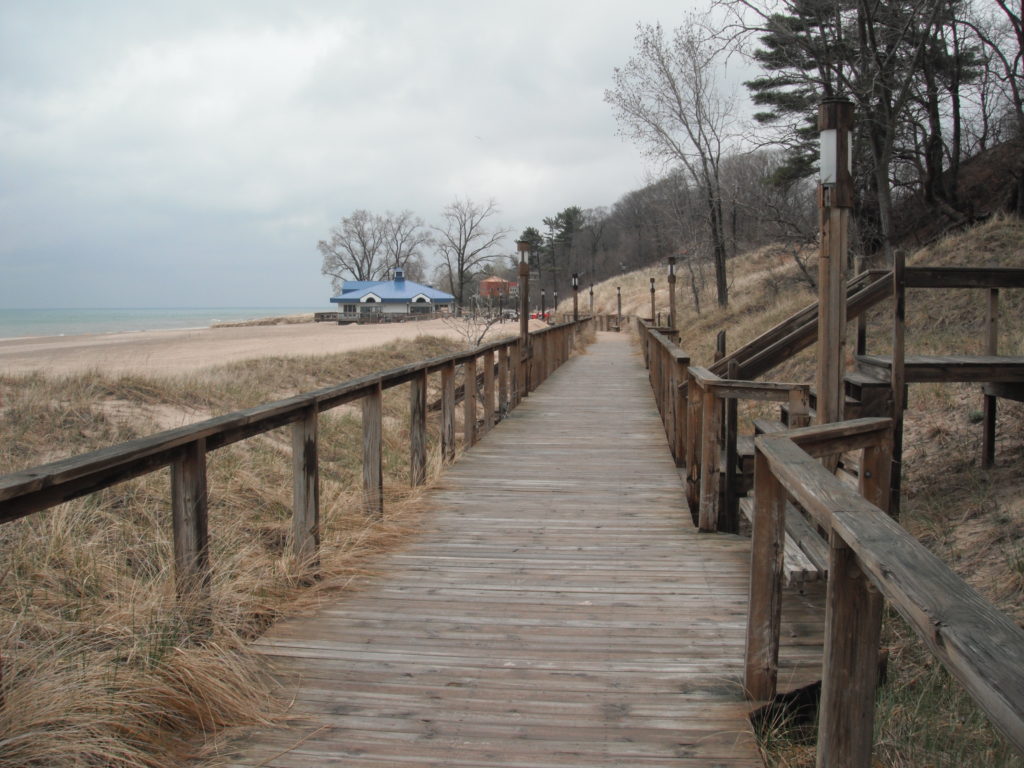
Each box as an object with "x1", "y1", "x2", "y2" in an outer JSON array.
[{"x1": 1, "y1": 1, "x2": 713, "y2": 308}]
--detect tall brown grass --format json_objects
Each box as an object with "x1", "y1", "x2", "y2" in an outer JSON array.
[{"x1": 0, "y1": 335, "x2": 465, "y2": 766}]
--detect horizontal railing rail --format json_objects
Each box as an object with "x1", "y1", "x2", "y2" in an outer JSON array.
[{"x1": 746, "y1": 418, "x2": 1024, "y2": 764}]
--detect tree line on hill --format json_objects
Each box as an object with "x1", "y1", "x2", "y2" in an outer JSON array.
[{"x1": 320, "y1": 0, "x2": 1022, "y2": 312}]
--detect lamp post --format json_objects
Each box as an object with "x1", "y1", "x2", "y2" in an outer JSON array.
[
  {"x1": 516, "y1": 240, "x2": 531, "y2": 397},
  {"x1": 589, "y1": 283, "x2": 594, "y2": 315},
  {"x1": 649, "y1": 277, "x2": 656, "y2": 323},
  {"x1": 571, "y1": 273, "x2": 579, "y2": 323},
  {"x1": 816, "y1": 97, "x2": 854, "y2": 431},
  {"x1": 541, "y1": 288, "x2": 546, "y2": 320},
  {"x1": 553, "y1": 291, "x2": 558, "y2": 322},
  {"x1": 616, "y1": 286, "x2": 622, "y2": 331},
  {"x1": 667, "y1": 256, "x2": 677, "y2": 331}
]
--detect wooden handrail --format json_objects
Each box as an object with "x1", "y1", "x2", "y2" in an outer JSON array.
[
  {"x1": 710, "y1": 270, "x2": 892, "y2": 379},
  {"x1": 903, "y1": 266, "x2": 1024, "y2": 288},
  {"x1": 679, "y1": 364, "x2": 810, "y2": 532},
  {"x1": 0, "y1": 318, "x2": 592, "y2": 581},
  {"x1": 746, "y1": 421, "x2": 1024, "y2": 763}
]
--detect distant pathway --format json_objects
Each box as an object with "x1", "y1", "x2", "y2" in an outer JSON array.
[{"x1": 219, "y1": 332, "x2": 820, "y2": 767}]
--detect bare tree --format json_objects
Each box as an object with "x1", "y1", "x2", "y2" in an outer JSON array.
[
  {"x1": 383, "y1": 210, "x2": 433, "y2": 280},
  {"x1": 318, "y1": 209, "x2": 387, "y2": 289},
  {"x1": 606, "y1": 21, "x2": 737, "y2": 306},
  {"x1": 433, "y1": 197, "x2": 511, "y2": 305}
]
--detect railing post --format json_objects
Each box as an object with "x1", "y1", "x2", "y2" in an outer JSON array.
[
  {"x1": 464, "y1": 356, "x2": 477, "y2": 446},
  {"x1": 789, "y1": 387, "x2": 811, "y2": 428},
  {"x1": 673, "y1": 356, "x2": 688, "y2": 467},
  {"x1": 816, "y1": 530, "x2": 884, "y2": 768},
  {"x1": 410, "y1": 370, "x2": 427, "y2": 486},
  {"x1": 441, "y1": 361, "x2": 456, "y2": 463},
  {"x1": 860, "y1": 429, "x2": 892, "y2": 514},
  {"x1": 723, "y1": 360, "x2": 740, "y2": 533},
  {"x1": 983, "y1": 287, "x2": 999, "y2": 468},
  {"x1": 292, "y1": 405, "x2": 320, "y2": 566},
  {"x1": 698, "y1": 385, "x2": 722, "y2": 532},
  {"x1": 362, "y1": 383, "x2": 383, "y2": 517},
  {"x1": 498, "y1": 344, "x2": 509, "y2": 420},
  {"x1": 744, "y1": 445, "x2": 785, "y2": 700},
  {"x1": 171, "y1": 438, "x2": 210, "y2": 605},
  {"x1": 483, "y1": 349, "x2": 496, "y2": 433},
  {"x1": 686, "y1": 374, "x2": 702, "y2": 523},
  {"x1": 510, "y1": 340, "x2": 521, "y2": 407}
]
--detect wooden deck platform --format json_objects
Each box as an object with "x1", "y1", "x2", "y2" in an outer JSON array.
[{"x1": 214, "y1": 332, "x2": 823, "y2": 767}]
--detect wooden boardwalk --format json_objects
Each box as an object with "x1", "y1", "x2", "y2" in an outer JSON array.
[{"x1": 218, "y1": 332, "x2": 822, "y2": 767}]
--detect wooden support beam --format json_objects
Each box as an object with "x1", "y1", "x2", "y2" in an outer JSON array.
[
  {"x1": 744, "y1": 447, "x2": 786, "y2": 701},
  {"x1": 410, "y1": 370, "x2": 427, "y2": 486},
  {"x1": 441, "y1": 362, "x2": 456, "y2": 463},
  {"x1": 498, "y1": 345, "x2": 509, "y2": 420},
  {"x1": 723, "y1": 359, "x2": 740, "y2": 533},
  {"x1": 673, "y1": 356, "x2": 688, "y2": 467},
  {"x1": 816, "y1": 531, "x2": 884, "y2": 768},
  {"x1": 483, "y1": 349, "x2": 496, "y2": 433},
  {"x1": 890, "y1": 249, "x2": 906, "y2": 517},
  {"x1": 362, "y1": 384, "x2": 383, "y2": 517},
  {"x1": 171, "y1": 439, "x2": 210, "y2": 603},
  {"x1": 698, "y1": 386, "x2": 722, "y2": 532},
  {"x1": 291, "y1": 406, "x2": 320, "y2": 565},
  {"x1": 463, "y1": 356, "x2": 477, "y2": 447},
  {"x1": 686, "y1": 375, "x2": 703, "y2": 523},
  {"x1": 983, "y1": 288, "x2": 999, "y2": 469}
]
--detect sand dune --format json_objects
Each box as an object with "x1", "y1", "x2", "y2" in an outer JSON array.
[{"x1": 0, "y1": 318, "x2": 533, "y2": 377}]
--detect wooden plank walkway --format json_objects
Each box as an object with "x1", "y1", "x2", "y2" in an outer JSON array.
[{"x1": 215, "y1": 332, "x2": 822, "y2": 768}]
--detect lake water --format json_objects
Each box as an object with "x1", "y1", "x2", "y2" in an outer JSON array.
[{"x1": 0, "y1": 307, "x2": 318, "y2": 340}]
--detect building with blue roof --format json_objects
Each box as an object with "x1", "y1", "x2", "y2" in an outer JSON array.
[{"x1": 330, "y1": 269, "x2": 455, "y2": 319}]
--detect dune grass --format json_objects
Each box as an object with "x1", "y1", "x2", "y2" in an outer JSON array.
[{"x1": 0, "y1": 334, "x2": 467, "y2": 766}]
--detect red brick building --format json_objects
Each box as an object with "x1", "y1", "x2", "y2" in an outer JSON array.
[{"x1": 479, "y1": 276, "x2": 518, "y2": 298}]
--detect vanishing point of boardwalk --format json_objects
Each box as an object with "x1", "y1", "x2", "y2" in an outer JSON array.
[{"x1": 219, "y1": 333, "x2": 815, "y2": 767}]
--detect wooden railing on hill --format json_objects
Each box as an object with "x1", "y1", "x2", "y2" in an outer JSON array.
[
  {"x1": 0, "y1": 320, "x2": 590, "y2": 604},
  {"x1": 708, "y1": 269, "x2": 891, "y2": 379},
  {"x1": 635, "y1": 313, "x2": 1024, "y2": 764},
  {"x1": 747, "y1": 418, "x2": 1024, "y2": 761}
]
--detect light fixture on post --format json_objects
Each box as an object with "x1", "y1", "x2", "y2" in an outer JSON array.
[
  {"x1": 616, "y1": 286, "x2": 622, "y2": 332},
  {"x1": 541, "y1": 288, "x2": 546, "y2": 320},
  {"x1": 571, "y1": 273, "x2": 579, "y2": 323},
  {"x1": 667, "y1": 256, "x2": 677, "y2": 331},
  {"x1": 649, "y1": 277, "x2": 656, "y2": 323},
  {"x1": 553, "y1": 290, "x2": 558, "y2": 321}
]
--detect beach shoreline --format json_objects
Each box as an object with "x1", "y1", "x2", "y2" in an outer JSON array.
[{"x1": 0, "y1": 317, "x2": 533, "y2": 377}]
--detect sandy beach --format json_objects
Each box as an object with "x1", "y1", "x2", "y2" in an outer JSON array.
[{"x1": 0, "y1": 318, "x2": 533, "y2": 377}]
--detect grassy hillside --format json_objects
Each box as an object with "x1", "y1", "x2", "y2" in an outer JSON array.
[{"x1": 578, "y1": 215, "x2": 1024, "y2": 766}]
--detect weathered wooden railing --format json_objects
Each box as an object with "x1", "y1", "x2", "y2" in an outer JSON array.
[
  {"x1": 638, "y1": 321, "x2": 689, "y2": 467},
  {"x1": 685, "y1": 367, "x2": 810, "y2": 533},
  {"x1": 0, "y1": 319, "x2": 590, "y2": 603},
  {"x1": 746, "y1": 417, "x2": 1024, "y2": 764},
  {"x1": 637, "y1": 319, "x2": 810, "y2": 533}
]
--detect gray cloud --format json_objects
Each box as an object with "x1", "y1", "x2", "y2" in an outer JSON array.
[{"x1": 1, "y1": 0, "x2": 698, "y2": 308}]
